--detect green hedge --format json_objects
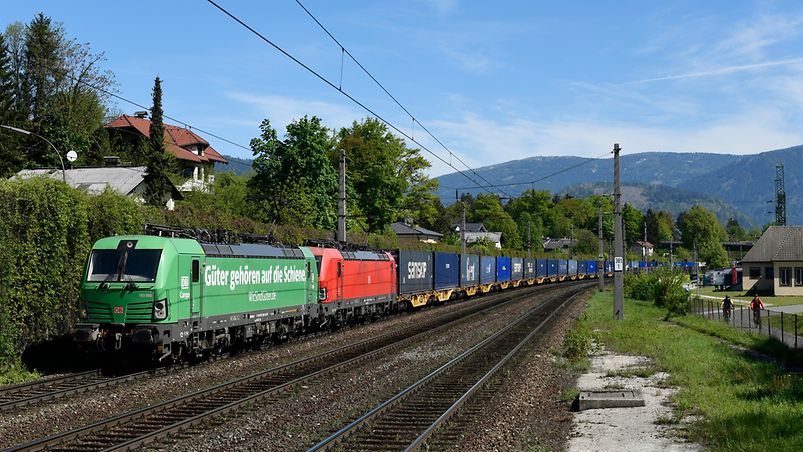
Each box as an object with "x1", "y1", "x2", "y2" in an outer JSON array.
[{"x1": 0, "y1": 178, "x2": 144, "y2": 367}]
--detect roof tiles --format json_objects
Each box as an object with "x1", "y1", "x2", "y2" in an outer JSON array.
[
  {"x1": 105, "y1": 115, "x2": 229, "y2": 164},
  {"x1": 742, "y1": 226, "x2": 803, "y2": 262}
]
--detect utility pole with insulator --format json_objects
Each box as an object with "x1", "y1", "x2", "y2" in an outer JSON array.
[
  {"x1": 613, "y1": 143, "x2": 624, "y2": 320},
  {"x1": 337, "y1": 147, "x2": 346, "y2": 242}
]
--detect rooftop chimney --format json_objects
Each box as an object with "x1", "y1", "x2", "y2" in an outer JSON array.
[
  {"x1": 134, "y1": 111, "x2": 148, "y2": 119},
  {"x1": 104, "y1": 156, "x2": 121, "y2": 166}
]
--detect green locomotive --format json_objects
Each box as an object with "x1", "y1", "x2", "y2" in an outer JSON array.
[{"x1": 73, "y1": 235, "x2": 318, "y2": 361}]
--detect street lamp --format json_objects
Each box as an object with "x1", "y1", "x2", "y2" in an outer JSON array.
[{"x1": 0, "y1": 125, "x2": 66, "y2": 183}]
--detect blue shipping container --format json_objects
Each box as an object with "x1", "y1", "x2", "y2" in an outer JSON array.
[
  {"x1": 496, "y1": 256, "x2": 512, "y2": 281},
  {"x1": 588, "y1": 260, "x2": 598, "y2": 275},
  {"x1": 460, "y1": 254, "x2": 479, "y2": 287},
  {"x1": 578, "y1": 260, "x2": 588, "y2": 275},
  {"x1": 568, "y1": 259, "x2": 578, "y2": 276},
  {"x1": 480, "y1": 255, "x2": 496, "y2": 284},
  {"x1": 434, "y1": 252, "x2": 459, "y2": 290},
  {"x1": 547, "y1": 259, "x2": 558, "y2": 277},
  {"x1": 537, "y1": 259, "x2": 548, "y2": 277},
  {"x1": 558, "y1": 259, "x2": 568, "y2": 276}
]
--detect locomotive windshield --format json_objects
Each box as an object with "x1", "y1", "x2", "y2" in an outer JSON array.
[{"x1": 87, "y1": 249, "x2": 162, "y2": 282}]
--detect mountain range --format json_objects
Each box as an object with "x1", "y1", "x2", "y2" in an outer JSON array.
[{"x1": 435, "y1": 145, "x2": 803, "y2": 228}]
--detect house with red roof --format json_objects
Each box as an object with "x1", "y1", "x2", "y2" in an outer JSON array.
[{"x1": 105, "y1": 112, "x2": 228, "y2": 191}]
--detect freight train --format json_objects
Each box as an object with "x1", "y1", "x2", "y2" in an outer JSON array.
[{"x1": 73, "y1": 229, "x2": 612, "y2": 361}]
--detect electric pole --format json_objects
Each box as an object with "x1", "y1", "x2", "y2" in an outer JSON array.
[
  {"x1": 598, "y1": 203, "x2": 604, "y2": 292},
  {"x1": 643, "y1": 220, "x2": 647, "y2": 268},
  {"x1": 527, "y1": 220, "x2": 532, "y2": 259},
  {"x1": 337, "y1": 147, "x2": 346, "y2": 242},
  {"x1": 569, "y1": 224, "x2": 574, "y2": 259},
  {"x1": 613, "y1": 143, "x2": 624, "y2": 320},
  {"x1": 456, "y1": 190, "x2": 466, "y2": 256},
  {"x1": 775, "y1": 163, "x2": 786, "y2": 226}
]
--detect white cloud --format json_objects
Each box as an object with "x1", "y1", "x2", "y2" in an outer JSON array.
[
  {"x1": 629, "y1": 57, "x2": 803, "y2": 84},
  {"x1": 425, "y1": 0, "x2": 458, "y2": 14},
  {"x1": 426, "y1": 109, "x2": 802, "y2": 176}
]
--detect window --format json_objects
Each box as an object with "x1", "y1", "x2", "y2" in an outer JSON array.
[
  {"x1": 192, "y1": 260, "x2": 200, "y2": 283},
  {"x1": 749, "y1": 267, "x2": 760, "y2": 279},
  {"x1": 87, "y1": 250, "x2": 121, "y2": 281},
  {"x1": 765, "y1": 267, "x2": 774, "y2": 279},
  {"x1": 780, "y1": 267, "x2": 791, "y2": 287},
  {"x1": 121, "y1": 250, "x2": 162, "y2": 282},
  {"x1": 87, "y1": 249, "x2": 162, "y2": 283},
  {"x1": 796, "y1": 267, "x2": 803, "y2": 286}
]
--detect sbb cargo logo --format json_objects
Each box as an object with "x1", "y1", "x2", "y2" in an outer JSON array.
[
  {"x1": 407, "y1": 262, "x2": 428, "y2": 279},
  {"x1": 113, "y1": 306, "x2": 124, "y2": 314}
]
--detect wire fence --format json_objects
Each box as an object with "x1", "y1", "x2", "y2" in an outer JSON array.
[{"x1": 689, "y1": 297, "x2": 800, "y2": 349}]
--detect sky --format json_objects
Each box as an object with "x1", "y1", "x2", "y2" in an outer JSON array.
[{"x1": 5, "y1": 1, "x2": 803, "y2": 176}]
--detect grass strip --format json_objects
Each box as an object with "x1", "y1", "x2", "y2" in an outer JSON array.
[{"x1": 581, "y1": 291, "x2": 803, "y2": 452}]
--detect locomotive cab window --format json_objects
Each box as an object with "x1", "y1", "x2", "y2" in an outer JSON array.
[
  {"x1": 192, "y1": 260, "x2": 200, "y2": 283},
  {"x1": 87, "y1": 249, "x2": 120, "y2": 281},
  {"x1": 87, "y1": 249, "x2": 162, "y2": 283}
]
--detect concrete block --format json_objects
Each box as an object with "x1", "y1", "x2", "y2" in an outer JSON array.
[{"x1": 577, "y1": 390, "x2": 645, "y2": 411}]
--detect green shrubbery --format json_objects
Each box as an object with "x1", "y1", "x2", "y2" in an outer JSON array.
[{"x1": 624, "y1": 267, "x2": 690, "y2": 316}]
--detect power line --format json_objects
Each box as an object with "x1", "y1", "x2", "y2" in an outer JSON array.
[
  {"x1": 205, "y1": 0, "x2": 497, "y2": 196},
  {"x1": 292, "y1": 0, "x2": 512, "y2": 198},
  {"x1": 452, "y1": 150, "x2": 614, "y2": 191}
]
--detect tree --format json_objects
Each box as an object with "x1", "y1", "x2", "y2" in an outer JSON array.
[
  {"x1": 725, "y1": 217, "x2": 748, "y2": 241},
  {"x1": 335, "y1": 118, "x2": 436, "y2": 233},
  {"x1": 0, "y1": 33, "x2": 24, "y2": 177},
  {"x1": 2, "y1": 15, "x2": 115, "y2": 170},
  {"x1": 471, "y1": 194, "x2": 521, "y2": 249},
  {"x1": 677, "y1": 205, "x2": 729, "y2": 268},
  {"x1": 143, "y1": 77, "x2": 172, "y2": 207},
  {"x1": 248, "y1": 116, "x2": 338, "y2": 229},
  {"x1": 622, "y1": 203, "x2": 644, "y2": 247}
]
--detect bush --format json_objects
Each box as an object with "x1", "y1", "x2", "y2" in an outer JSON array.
[
  {"x1": 624, "y1": 267, "x2": 690, "y2": 317},
  {"x1": 0, "y1": 177, "x2": 89, "y2": 365},
  {"x1": 564, "y1": 326, "x2": 591, "y2": 360}
]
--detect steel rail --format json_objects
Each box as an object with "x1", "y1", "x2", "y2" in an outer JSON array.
[
  {"x1": 0, "y1": 369, "x2": 161, "y2": 413},
  {"x1": 10, "y1": 283, "x2": 556, "y2": 452},
  {"x1": 309, "y1": 284, "x2": 589, "y2": 451}
]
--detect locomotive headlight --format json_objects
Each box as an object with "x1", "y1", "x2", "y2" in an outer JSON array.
[
  {"x1": 318, "y1": 287, "x2": 327, "y2": 301},
  {"x1": 79, "y1": 299, "x2": 88, "y2": 320},
  {"x1": 152, "y1": 299, "x2": 168, "y2": 320}
]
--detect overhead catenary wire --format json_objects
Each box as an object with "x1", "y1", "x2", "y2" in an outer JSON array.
[
  {"x1": 292, "y1": 0, "x2": 512, "y2": 198},
  {"x1": 451, "y1": 150, "x2": 614, "y2": 191},
  {"x1": 205, "y1": 0, "x2": 499, "y2": 197}
]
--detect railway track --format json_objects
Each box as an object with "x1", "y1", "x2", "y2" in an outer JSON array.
[
  {"x1": 0, "y1": 369, "x2": 159, "y2": 413},
  {"x1": 0, "y1": 284, "x2": 523, "y2": 416},
  {"x1": 10, "y1": 283, "x2": 564, "y2": 451},
  {"x1": 309, "y1": 284, "x2": 588, "y2": 451}
]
